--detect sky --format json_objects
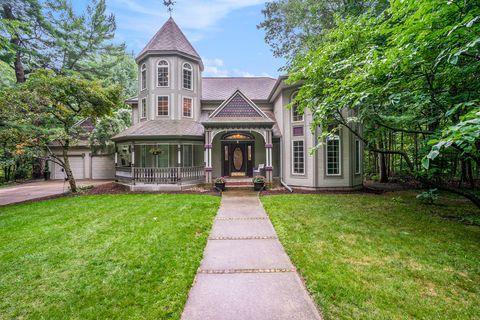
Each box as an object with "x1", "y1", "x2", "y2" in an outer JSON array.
[{"x1": 72, "y1": 0, "x2": 286, "y2": 78}]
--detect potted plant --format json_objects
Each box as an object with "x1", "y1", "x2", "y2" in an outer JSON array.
[
  {"x1": 252, "y1": 176, "x2": 265, "y2": 191},
  {"x1": 214, "y1": 177, "x2": 226, "y2": 191}
]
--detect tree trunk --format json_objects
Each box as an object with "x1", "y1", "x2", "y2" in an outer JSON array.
[
  {"x1": 467, "y1": 159, "x2": 475, "y2": 189},
  {"x1": 459, "y1": 160, "x2": 467, "y2": 188},
  {"x1": 2, "y1": 4, "x2": 26, "y2": 83},
  {"x1": 400, "y1": 132, "x2": 404, "y2": 172},
  {"x1": 377, "y1": 139, "x2": 388, "y2": 183},
  {"x1": 62, "y1": 147, "x2": 77, "y2": 193}
]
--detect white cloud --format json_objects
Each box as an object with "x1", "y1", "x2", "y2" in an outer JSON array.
[
  {"x1": 110, "y1": 0, "x2": 264, "y2": 34},
  {"x1": 203, "y1": 58, "x2": 272, "y2": 77}
]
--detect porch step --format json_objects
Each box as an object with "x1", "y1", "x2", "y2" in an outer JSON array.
[{"x1": 224, "y1": 177, "x2": 254, "y2": 189}]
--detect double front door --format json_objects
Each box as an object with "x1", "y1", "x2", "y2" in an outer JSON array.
[{"x1": 222, "y1": 142, "x2": 254, "y2": 177}]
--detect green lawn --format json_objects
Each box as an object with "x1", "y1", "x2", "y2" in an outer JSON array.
[
  {"x1": 0, "y1": 194, "x2": 220, "y2": 319},
  {"x1": 261, "y1": 192, "x2": 480, "y2": 320}
]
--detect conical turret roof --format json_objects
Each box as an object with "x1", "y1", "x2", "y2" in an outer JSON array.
[{"x1": 136, "y1": 17, "x2": 203, "y2": 69}]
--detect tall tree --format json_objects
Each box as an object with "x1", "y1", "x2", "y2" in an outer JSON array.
[
  {"x1": 0, "y1": 0, "x2": 53, "y2": 82},
  {"x1": 285, "y1": 0, "x2": 480, "y2": 207},
  {"x1": 0, "y1": 69, "x2": 121, "y2": 192},
  {"x1": 258, "y1": 0, "x2": 388, "y2": 59},
  {"x1": 0, "y1": 0, "x2": 125, "y2": 81}
]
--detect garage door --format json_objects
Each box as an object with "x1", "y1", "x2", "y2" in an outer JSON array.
[
  {"x1": 53, "y1": 156, "x2": 85, "y2": 180},
  {"x1": 91, "y1": 155, "x2": 115, "y2": 179}
]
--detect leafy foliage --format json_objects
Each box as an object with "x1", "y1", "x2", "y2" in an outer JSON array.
[
  {"x1": 89, "y1": 108, "x2": 131, "y2": 153},
  {"x1": 0, "y1": 69, "x2": 121, "y2": 191},
  {"x1": 278, "y1": 0, "x2": 480, "y2": 207},
  {"x1": 416, "y1": 189, "x2": 439, "y2": 205}
]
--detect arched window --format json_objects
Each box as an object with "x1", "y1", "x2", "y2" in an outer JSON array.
[
  {"x1": 157, "y1": 60, "x2": 169, "y2": 87},
  {"x1": 183, "y1": 63, "x2": 193, "y2": 90},
  {"x1": 140, "y1": 63, "x2": 147, "y2": 91},
  {"x1": 291, "y1": 91, "x2": 304, "y2": 122}
]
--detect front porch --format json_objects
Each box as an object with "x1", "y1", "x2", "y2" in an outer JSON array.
[
  {"x1": 114, "y1": 142, "x2": 205, "y2": 190},
  {"x1": 115, "y1": 166, "x2": 205, "y2": 191}
]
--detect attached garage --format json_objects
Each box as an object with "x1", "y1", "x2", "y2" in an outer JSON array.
[
  {"x1": 52, "y1": 156, "x2": 85, "y2": 180},
  {"x1": 91, "y1": 155, "x2": 115, "y2": 179}
]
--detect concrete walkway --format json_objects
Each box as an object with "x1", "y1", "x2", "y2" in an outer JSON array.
[
  {"x1": 0, "y1": 180, "x2": 111, "y2": 206},
  {"x1": 182, "y1": 190, "x2": 322, "y2": 320}
]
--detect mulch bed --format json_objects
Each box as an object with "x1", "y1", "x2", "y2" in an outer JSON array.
[
  {"x1": 260, "y1": 180, "x2": 425, "y2": 196},
  {"x1": 82, "y1": 182, "x2": 221, "y2": 196}
]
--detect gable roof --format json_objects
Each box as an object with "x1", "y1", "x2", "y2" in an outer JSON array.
[
  {"x1": 210, "y1": 90, "x2": 269, "y2": 119},
  {"x1": 202, "y1": 77, "x2": 277, "y2": 101},
  {"x1": 136, "y1": 18, "x2": 203, "y2": 69}
]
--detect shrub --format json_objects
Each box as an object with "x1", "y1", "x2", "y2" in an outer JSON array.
[
  {"x1": 416, "y1": 189, "x2": 439, "y2": 204},
  {"x1": 252, "y1": 176, "x2": 266, "y2": 183},
  {"x1": 214, "y1": 177, "x2": 226, "y2": 184}
]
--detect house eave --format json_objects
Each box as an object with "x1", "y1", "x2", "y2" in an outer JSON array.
[{"x1": 136, "y1": 51, "x2": 204, "y2": 71}]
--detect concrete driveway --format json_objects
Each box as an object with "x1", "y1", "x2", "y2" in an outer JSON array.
[{"x1": 0, "y1": 180, "x2": 112, "y2": 206}]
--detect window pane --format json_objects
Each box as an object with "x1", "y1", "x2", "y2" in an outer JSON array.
[
  {"x1": 183, "y1": 64, "x2": 192, "y2": 89},
  {"x1": 183, "y1": 145, "x2": 193, "y2": 167},
  {"x1": 157, "y1": 62, "x2": 169, "y2": 87},
  {"x1": 155, "y1": 145, "x2": 169, "y2": 167},
  {"x1": 292, "y1": 105, "x2": 303, "y2": 122},
  {"x1": 141, "y1": 70, "x2": 146, "y2": 90},
  {"x1": 355, "y1": 140, "x2": 361, "y2": 174},
  {"x1": 157, "y1": 96, "x2": 169, "y2": 116},
  {"x1": 292, "y1": 140, "x2": 305, "y2": 174},
  {"x1": 327, "y1": 137, "x2": 340, "y2": 175},
  {"x1": 183, "y1": 98, "x2": 192, "y2": 117},
  {"x1": 141, "y1": 99, "x2": 147, "y2": 118}
]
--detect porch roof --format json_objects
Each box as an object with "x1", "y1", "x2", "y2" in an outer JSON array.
[
  {"x1": 112, "y1": 119, "x2": 204, "y2": 141},
  {"x1": 201, "y1": 111, "x2": 282, "y2": 138}
]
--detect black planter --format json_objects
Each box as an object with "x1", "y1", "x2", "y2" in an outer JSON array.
[
  {"x1": 254, "y1": 182, "x2": 265, "y2": 191},
  {"x1": 43, "y1": 171, "x2": 51, "y2": 181},
  {"x1": 215, "y1": 182, "x2": 226, "y2": 191}
]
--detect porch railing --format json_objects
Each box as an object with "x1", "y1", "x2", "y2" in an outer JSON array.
[{"x1": 116, "y1": 166, "x2": 205, "y2": 184}]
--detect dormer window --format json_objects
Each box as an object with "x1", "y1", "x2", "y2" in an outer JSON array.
[
  {"x1": 183, "y1": 63, "x2": 192, "y2": 90},
  {"x1": 291, "y1": 91, "x2": 304, "y2": 122},
  {"x1": 141, "y1": 63, "x2": 147, "y2": 91},
  {"x1": 157, "y1": 60, "x2": 169, "y2": 87}
]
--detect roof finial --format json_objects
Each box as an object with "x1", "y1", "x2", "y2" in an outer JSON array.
[{"x1": 163, "y1": 0, "x2": 175, "y2": 17}]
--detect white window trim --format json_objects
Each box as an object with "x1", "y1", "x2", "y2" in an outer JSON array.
[
  {"x1": 182, "y1": 97, "x2": 193, "y2": 118},
  {"x1": 355, "y1": 139, "x2": 361, "y2": 175},
  {"x1": 182, "y1": 62, "x2": 193, "y2": 91},
  {"x1": 140, "y1": 98, "x2": 147, "y2": 119},
  {"x1": 140, "y1": 63, "x2": 147, "y2": 91},
  {"x1": 156, "y1": 60, "x2": 169, "y2": 88},
  {"x1": 291, "y1": 139, "x2": 306, "y2": 176},
  {"x1": 326, "y1": 134, "x2": 342, "y2": 176},
  {"x1": 156, "y1": 95, "x2": 169, "y2": 117},
  {"x1": 290, "y1": 91, "x2": 304, "y2": 123}
]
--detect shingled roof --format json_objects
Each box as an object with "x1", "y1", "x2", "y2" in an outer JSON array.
[
  {"x1": 136, "y1": 18, "x2": 203, "y2": 69},
  {"x1": 202, "y1": 77, "x2": 277, "y2": 101},
  {"x1": 112, "y1": 119, "x2": 204, "y2": 141}
]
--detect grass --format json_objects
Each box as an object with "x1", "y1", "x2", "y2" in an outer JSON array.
[
  {"x1": 0, "y1": 194, "x2": 220, "y2": 319},
  {"x1": 261, "y1": 191, "x2": 480, "y2": 320}
]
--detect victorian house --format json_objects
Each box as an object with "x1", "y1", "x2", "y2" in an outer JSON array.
[{"x1": 110, "y1": 17, "x2": 363, "y2": 190}]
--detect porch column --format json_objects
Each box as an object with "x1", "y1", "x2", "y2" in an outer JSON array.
[
  {"x1": 205, "y1": 130, "x2": 213, "y2": 183},
  {"x1": 130, "y1": 142, "x2": 135, "y2": 185},
  {"x1": 265, "y1": 129, "x2": 273, "y2": 183}
]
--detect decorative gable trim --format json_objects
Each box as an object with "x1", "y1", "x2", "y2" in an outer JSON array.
[{"x1": 209, "y1": 90, "x2": 270, "y2": 119}]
